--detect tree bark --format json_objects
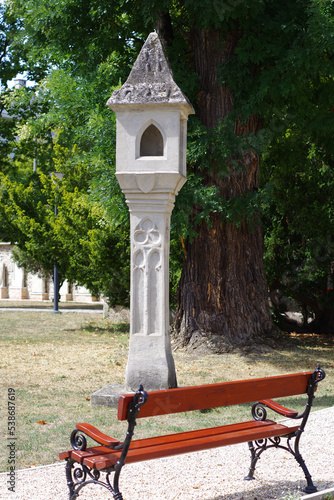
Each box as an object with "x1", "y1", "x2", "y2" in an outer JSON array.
[
  {"x1": 313, "y1": 307, "x2": 334, "y2": 335},
  {"x1": 174, "y1": 28, "x2": 272, "y2": 348}
]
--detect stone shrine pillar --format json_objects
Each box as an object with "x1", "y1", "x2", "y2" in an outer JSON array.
[{"x1": 107, "y1": 32, "x2": 194, "y2": 391}]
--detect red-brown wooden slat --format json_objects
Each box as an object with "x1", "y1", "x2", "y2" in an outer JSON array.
[
  {"x1": 60, "y1": 421, "x2": 275, "y2": 465},
  {"x1": 71, "y1": 446, "x2": 116, "y2": 464},
  {"x1": 83, "y1": 423, "x2": 300, "y2": 470},
  {"x1": 60, "y1": 421, "x2": 276, "y2": 465},
  {"x1": 118, "y1": 372, "x2": 312, "y2": 420},
  {"x1": 76, "y1": 423, "x2": 121, "y2": 447},
  {"x1": 259, "y1": 399, "x2": 299, "y2": 418},
  {"x1": 123, "y1": 424, "x2": 300, "y2": 464},
  {"x1": 59, "y1": 446, "x2": 121, "y2": 466},
  {"x1": 59, "y1": 450, "x2": 71, "y2": 460},
  {"x1": 125, "y1": 419, "x2": 276, "y2": 450},
  {"x1": 83, "y1": 453, "x2": 120, "y2": 469}
]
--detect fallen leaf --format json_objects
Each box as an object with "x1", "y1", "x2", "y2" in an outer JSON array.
[{"x1": 36, "y1": 420, "x2": 47, "y2": 425}]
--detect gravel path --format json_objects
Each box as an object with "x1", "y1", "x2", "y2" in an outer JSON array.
[{"x1": 1, "y1": 407, "x2": 333, "y2": 500}]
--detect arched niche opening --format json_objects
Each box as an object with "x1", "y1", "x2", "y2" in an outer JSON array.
[{"x1": 140, "y1": 124, "x2": 164, "y2": 156}]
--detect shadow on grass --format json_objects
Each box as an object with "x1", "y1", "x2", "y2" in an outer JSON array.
[
  {"x1": 67, "y1": 321, "x2": 130, "y2": 335},
  {"x1": 241, "y1": 331, "x2": 334, "y2": 373},
  {"x1": 83, "y1": 322, "x2": 129, "y2": 335},
  {"x1": 286, "y1": 331, "x2": 334, "y2": 348}
]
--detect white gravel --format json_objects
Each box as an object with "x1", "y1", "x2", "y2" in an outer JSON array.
[{"x1": 1, "y1": 407, "x2": 333, "y2": 500}]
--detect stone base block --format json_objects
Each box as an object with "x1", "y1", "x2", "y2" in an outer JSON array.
[
  {"x1": 90, "y1": 383, "x2": 132, "y2": 408},
  {"x1": 125, "y1": 355, "x2": 177, "y2": 392}
]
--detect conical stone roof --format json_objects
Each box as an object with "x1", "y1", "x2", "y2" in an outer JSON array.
[{"x1": 107, "y1": 32, "x2": 193, "y2": 110}]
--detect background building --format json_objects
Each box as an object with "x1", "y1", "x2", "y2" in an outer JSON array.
[{"x1": 0, "y1": 243, "x2": 98, "y2": 303}]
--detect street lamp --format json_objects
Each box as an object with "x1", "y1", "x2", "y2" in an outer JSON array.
[{"x1": 49, "y1": 172, "x2": 64, "y2": 313}]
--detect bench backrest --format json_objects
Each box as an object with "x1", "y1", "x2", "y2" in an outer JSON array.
[{"x1": 117, "y1": 371, "x2": 313, "y2": 420}]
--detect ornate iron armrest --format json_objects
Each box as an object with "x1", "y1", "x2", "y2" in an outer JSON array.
[
  {"x1": 70, "y1": 423, "x2": 121, "y2": 451},
  {"x1": 69, "y1": 386, "x2": 148, "y2": 454},
  {"x1": 258, "y1": 399, "x2": 299, "y2": 418},
  {"x1": 253, "y1": 365, "x2": 326, "y2": 422}
]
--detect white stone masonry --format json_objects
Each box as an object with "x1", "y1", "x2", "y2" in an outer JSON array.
[{"x1": 108, "y1": 32, "x2": 194, "y2": 391}]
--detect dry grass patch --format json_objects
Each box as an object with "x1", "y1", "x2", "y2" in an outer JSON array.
[{"x1": 0, "y1": 310, "x2": 333, "y2": 471}]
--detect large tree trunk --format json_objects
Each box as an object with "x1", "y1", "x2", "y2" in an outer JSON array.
[
  {"x1": 174, "y1": 28, "x2": 272, "y2": 349},
  {"x1": 313, "y1": 307, "x2": 334, "y2": 335}
]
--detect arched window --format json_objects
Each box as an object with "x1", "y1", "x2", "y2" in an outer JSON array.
[{"x1": 140, "y1": 124, "x2": 164, "y2": 156}]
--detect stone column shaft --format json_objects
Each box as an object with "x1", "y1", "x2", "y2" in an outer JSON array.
[{"x1": 116, "y1": 173, "x2": 185, "y2": 390}]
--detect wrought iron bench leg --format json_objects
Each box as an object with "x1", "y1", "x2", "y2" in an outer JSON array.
[
  {"x1": 293, "y1": 434, "x2": 317, "y2": 494},
  {"x1": 112, "y1": 461, "x2": 124, "y2": 500},
  {"x1": 65, "y1": 459, "x2": 78, "y2": 500},
  {"x1": 244, "y1": 434, "x2": 317, "y2": 494},
  {"x1": 244, "y1": 441, "x2": 259, "y2": 480},
  {"x1": 65, "y1": 458, "x2": 124, "y2": 499}
]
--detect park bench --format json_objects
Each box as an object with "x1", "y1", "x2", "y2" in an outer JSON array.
[{"x1": 59, "y1": 364, "x2": 325, "y2": 500}]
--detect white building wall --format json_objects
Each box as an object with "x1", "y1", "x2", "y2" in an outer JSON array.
[{"x1": 0, "y1": 243, "x2": 99, "y2": 303}]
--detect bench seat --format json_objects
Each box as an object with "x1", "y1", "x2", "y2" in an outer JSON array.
[{"x1": 60, "y1": 419, "x2": 299, "y2": 470}]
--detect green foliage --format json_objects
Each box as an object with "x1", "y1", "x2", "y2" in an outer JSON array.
[
  {"x1": 221, "y1": 0, "x2": 334, "y2": 126},
  {"x1": 0, "y1": 173, "x2": 57, "y2": 265},
  {"x1": 55, "y1": 190, "x2": 130, "y2": 305},
  {"x1": 0, "y1": 83, "x2": 55, "y2": 181},
  {"x1": 0, "y1": 169, "x2": 130, "y2": 304},
  {"x1": 187, "y1": 118, "x2": 253, "y2": 175},
  {"x1": 261, "y1": 129, "x2": 334, "y2": 321},
  {"x1": 0, "y1": 70, "x2": 130, "y2": 304},
  {"x1": 172, "y1": 170, "x2": 261, "y2": 245},
  {"x1": 7, "y1": 0, "x2": 146, "y2": 78},
  {"x1": 2, "y1": 0, "x2": 334, "y2": 323},
  {"x1": 0, "y1": 3, "x2": 26, "y2": 89}
]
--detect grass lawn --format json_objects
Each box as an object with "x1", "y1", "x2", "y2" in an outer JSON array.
[{"x1": 0, "y1": 310, "x2": 333, "y2": 472}]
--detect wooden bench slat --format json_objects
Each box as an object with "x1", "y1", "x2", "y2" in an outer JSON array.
[
  {"x1": 71, "y1": 446, "x2": 116, "y2": 464},
  {"x1": 60, "y1": 421, "x2": 276, "y2": 464},
  {"x1": 75, "y1": 423, "x2": 121, "y2": 447},
  {"x1": 59, "y1": 446, "x2": 119, "y2": 464},
  {"x1": 83, "y1": 452, "x2": 120, "y2": 469},
  {"x1": 123, "y1": 423, "x2": 300, "y2": 464},
  {"x1": 59, "y1": 450, "x2": 71, "y2": 460},
  {"x1": 126, "y1": 419, "x2": 277, "y2": 450},
  {"x1": 118, "y1": 372, "x2": 312, "y2": 420},
  {"x1": 82, "y1": 422, "x2": 300, "y2": 470}
]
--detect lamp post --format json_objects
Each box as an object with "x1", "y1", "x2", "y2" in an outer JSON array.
[{"x1": 49, "y1": 172, "x2": 64, "y2": 313}]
